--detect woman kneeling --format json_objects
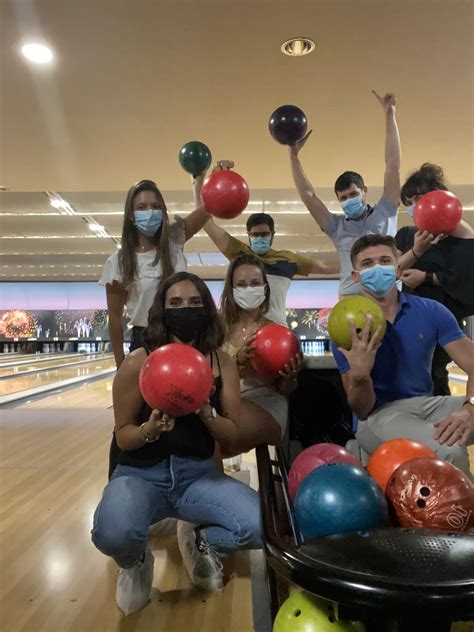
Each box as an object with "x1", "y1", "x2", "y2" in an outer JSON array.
[{"x1": 91, "y1": 272, "x2": 262, "y2": 615}]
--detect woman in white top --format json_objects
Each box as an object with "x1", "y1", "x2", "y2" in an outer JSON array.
[
  {"x1": 99, "y1": 179, "x2": 209, "y2": 477},
  {"x1": 99, "y1": 179, "x2": 209, "y2": 366}
]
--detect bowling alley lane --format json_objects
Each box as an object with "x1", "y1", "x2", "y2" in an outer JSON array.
[
  {"x1": 0, "y1": 353, "x2": 111, "y2": 378},
  {"x1": 0, "y1": 356, "x2": 116, "y2": 396}
]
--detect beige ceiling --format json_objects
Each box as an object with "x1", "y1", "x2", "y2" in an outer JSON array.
[{"x1": 0, "y1": 0, "x2": 473, "y2": 281}]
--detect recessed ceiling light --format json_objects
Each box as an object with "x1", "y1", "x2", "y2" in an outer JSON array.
[
  {"x1": 281, "y1": 37, "x2": 316, "y2": 57},
  {"x1": 21, "y1": 43, "x2": 54, "y2": 64}
]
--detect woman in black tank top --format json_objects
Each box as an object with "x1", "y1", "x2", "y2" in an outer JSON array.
[{"x1": 91, "y1": 272, "x2": 262, "y2": 615}]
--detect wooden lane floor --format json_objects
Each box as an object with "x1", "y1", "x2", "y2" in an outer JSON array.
[
  {"x1": 0, "y1": 354, "x2": 112, "y2": 378},
  {"x1": 0, "y1": 357, "x2": 116, "y2": 397},
  {"x1": 0, "y1": 377, "x2": 256, "y2": 632},
  {"x1": 0, "y1": 352, "x2": 104, "y2": 369}
]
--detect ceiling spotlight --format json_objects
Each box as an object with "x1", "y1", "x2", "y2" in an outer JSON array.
[
  {"x1": 21, "y1": 43, "x2": 54, "y2": 64},
  {"x1": 281, "y1": 37, "x2": 316, "y2": 57}
]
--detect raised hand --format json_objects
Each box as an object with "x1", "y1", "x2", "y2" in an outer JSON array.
[
  {"x1": 412, "y1": 230, "x2": 446, "y2": 256},
  {"x1": 338, "y1": 316, "x2": 384, "y2": 382},
  {"x1": 213, "y1": 160, "x2": 235, "y2": 171},
  {"x1": 372, "y1": 90, "x2": 396, "y2": 115},
  {"x1": 288, "y1": 130, "x2": 313, "y2": 157}
]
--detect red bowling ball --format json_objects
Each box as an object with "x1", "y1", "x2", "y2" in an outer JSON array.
[
  {"x1": 386, "y1": 457, "x2": 474, "y2": 532},
  {"x1": 139, "y1": 343, "x2": 213, "y2": 417},
  {"x1": 288, "y1": 443, "x2": 363, "y2": 500},
  {"x1": 413, "y1": 190, "x2": 462, "y2": 235},
  {"x1": 249, "y1": 323, "x2": 300, "y2": 377},
  {"x1": 201, "y1": 169, "x2": 249, "y2": 219}
]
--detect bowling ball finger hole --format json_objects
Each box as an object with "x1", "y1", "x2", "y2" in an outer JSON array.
[
  {"x1": 416, "y1": 499, "x2": 426, "y2": 508},
  {"x1": 420, "y1": 486, "x2": 431, "y2": 497},
  {"x1": 293, "y1": 609, "x2": 301, "y2": 617}
]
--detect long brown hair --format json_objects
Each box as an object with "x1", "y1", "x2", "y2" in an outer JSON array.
[
  {"x1": 119, "y1": 179, "x2": 174, "y2": 289},
  {"x1": 221, "y1": 254, "x2": 270, "y2": 333},
  {"x1": 143, "y1": 272, "x2": 224, "y2": 354}
]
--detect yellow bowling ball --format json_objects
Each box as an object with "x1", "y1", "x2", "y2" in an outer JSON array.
[
  {"x1": 273, "y1": 591, "x2": 366, "y2": 632},
  {"x1": 328, "y1": 296, "x2": 386, "y2": 350}
]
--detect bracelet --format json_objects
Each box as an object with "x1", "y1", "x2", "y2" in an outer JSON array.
[
  {"x1": 139, "y1": 422, "x2": 160, "y2": 443},
  {"x1": 411, "y1": 247, "x2": 420, "y2": 259},
  {"x1": 425, "y1": 271, "x2": 433, "y2": 285}
]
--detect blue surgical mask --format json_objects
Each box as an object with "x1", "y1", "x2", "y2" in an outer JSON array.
[
  {"x1": 250, "y1": 236, "x2": 271, "y2": 255},
  {"x1": 341, "y1": 195, "x2": 366, "y2": 219},
  {"x1": 359, "y1": 264, "x2": 397, "y2": 297},
  {"x1": 406, "y1": 204, "x2": 415, "y2": 218},
  {"x1": 134, "y1": 209, "x2": 163, "y2": 236}
]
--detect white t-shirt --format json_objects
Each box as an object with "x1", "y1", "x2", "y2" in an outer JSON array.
[
  {"x1": 325, "y1": 195, "x2": 398, "y2": 295},
  {"x1": 98, "y1": 218, "x2": 187, "y2": 327}
]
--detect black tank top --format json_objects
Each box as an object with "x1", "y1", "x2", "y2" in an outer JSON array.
[{"x1": 118, "y1": 351, "x2": 223, "y2": 468}]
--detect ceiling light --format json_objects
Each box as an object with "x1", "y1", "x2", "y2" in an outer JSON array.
[
  {"x1": 21, "y1": 43, "x2": 54, "y2": 64},
  {"x1": 50, "y1": 199, "x2": 63, "y2": 208},
  {"x1": 281, "y1": 37, "x2": 316, "y2": 57}
]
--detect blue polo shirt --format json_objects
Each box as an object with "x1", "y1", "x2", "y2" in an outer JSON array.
[{"x1": 331, "y1": 293, "x2": 465, "y2": 411}]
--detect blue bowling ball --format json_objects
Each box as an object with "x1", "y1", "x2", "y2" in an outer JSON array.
[{"x1": 294, "y1": 462, "x2": 387, "y2": 538}]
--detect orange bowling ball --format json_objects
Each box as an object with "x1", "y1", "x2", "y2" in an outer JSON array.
[{"x1": 367, "y1": 438, "x2": 437, "y2": 492}]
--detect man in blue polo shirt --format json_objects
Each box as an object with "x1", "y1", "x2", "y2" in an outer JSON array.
[{"x1": 332, "y1": 234, "x2": 474, "y2": 474}]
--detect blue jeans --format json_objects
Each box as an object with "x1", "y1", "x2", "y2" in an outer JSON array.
[{"x1": 92, "y1": 456, "x2": 262, "y2": 568}]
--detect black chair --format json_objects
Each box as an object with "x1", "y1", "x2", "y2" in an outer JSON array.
[{"x1": 256, "y1": 444, "x2": 474, "y2": 632}]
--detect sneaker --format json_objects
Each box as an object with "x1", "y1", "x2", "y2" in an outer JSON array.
[
  {"x1": 176, "y1": 521, "x2": 224, "y2": 592},
  {"x1": 115, "y1": 546, "x2": 154, "y2": 615}
]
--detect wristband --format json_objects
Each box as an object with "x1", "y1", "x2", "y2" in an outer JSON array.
[{"x1": 425, "y1": 271, "x2": 433, "y2": 285}]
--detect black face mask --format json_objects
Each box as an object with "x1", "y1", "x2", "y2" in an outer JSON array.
[{"x1": 164, "y1": 307, "x2": 207, "y2": 343}]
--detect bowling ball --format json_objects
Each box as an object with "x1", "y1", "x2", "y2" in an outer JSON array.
[
  {"x1": 273, "y1": 591, "x2": 366, "y2": 632},
  {"x1": 367, "y1": 438, "x2": 437, "y2": 492},
  {"x1": 414, "y1": 190, "x2": 462, "y2": 235},
  {"x1": 288, "y1": 443, "x2": 363, "y2": 500},
  {"x1": 201, "y1": 169, "x2": 249, "y2": 219},
  {"x1": 295, "y1": 462, "x2": 388, "y2": 539},
  {"x1": 178, "y1": 141, "x2": 212, "y2": 177},
  {"x1": 249, "y1": 323, "x2": 301, "y2": 377},
  {"x1": 328, "y1": 296, "x2": 386, "y2": 351},
  {"x1": 139, "y1": 343, "x2": 213, "y2": 417},
  {"x1": 387, "y1": 457, "x2": 474, "y2": 531},
  {"x1": 268, "y1": 105, "x2": 308, "y2": 145}
]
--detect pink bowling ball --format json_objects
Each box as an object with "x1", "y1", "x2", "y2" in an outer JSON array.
[{"x1": 288, "y1": 443, "x2": 363, "y2": 500}]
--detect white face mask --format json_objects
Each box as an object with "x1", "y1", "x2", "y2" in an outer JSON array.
[{"x1": 233, "y1": 286, "x2": 266, "y2": 311}]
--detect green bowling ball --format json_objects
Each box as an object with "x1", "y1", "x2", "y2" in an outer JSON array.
[
  {"x1": 328, "y1": 295, "x2": 387, "y2": 351},
  {"x1": 273, "y1": 591, "x2": 366, "y2": 632},
  {"x1": 178, "y1": 140, "x2": 212, "y2": 177}
]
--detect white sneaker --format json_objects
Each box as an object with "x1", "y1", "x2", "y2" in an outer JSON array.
[
  {"x1": 177, "y1": 521, "x2": 224, "y2": 592},
  {"x1": 115, "y1": 546, "x2": 154, "y2": 615}
]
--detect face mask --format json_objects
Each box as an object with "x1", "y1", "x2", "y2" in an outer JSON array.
[
  {"x1": 233, "y1": 286, "x2": 266, "y2": 311},
  {"x1": 341, "y1": 195, "x2": 366, "y2": 219},
  {"x1": 406, "y1": 204, "x2": 415, "y2": 218},
  {"x1": 359, "y1": 264, "x2": 397, "y2": 298},
  {"x1": 134, "y1": 209, "x2": 163, "y2": 236},
  {"x1": 164, "y1": 307, "x2": 207, "y2": 343},
  {"x1": 249, "y1": 236, "x2": 271, "y2": 255}
]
